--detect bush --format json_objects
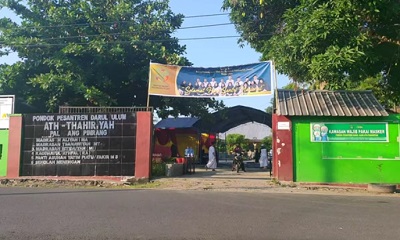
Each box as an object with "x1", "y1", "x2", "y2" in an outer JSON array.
[
  {"x1": 164, "y1": 157, "x2": 176, "y2": 164},
  {"x1": 261, "y1": 136, "x2": 272, "y2": 150},
  {"x1": 152, "y1": 161, "x2": 166, "y2": 177},
  {"x1": 151, "y1": 156, "x2": 179, "y2": 177}
]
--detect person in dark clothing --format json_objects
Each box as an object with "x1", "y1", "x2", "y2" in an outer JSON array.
[
  {"x1": 170, "y1": 144, "x2": 179, "y2": 157},
  {"x1": 254, "y1": 147, "x2": 260, "y2": 163},
  {"x1": 180, "y1": 81, "x2": 187, "y2": 90},
  {"x1": 232, "y1": 144, "x2": 246, "y2": 172}
]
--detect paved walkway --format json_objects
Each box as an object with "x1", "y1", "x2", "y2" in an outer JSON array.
[
  {"x1": 151, "y1": 162, "x2": 388, "y2": 196},
  {"x1": 154, "y1": 162, "x2": 276, "y2": 192}
]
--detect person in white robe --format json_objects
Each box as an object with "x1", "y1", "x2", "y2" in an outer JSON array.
[
  {"x1": 259, "y1": 144, "x2": 268, "y2": 169},
  {"x1": 206, "y1": 142, "x2": 217, "y2": 171}
]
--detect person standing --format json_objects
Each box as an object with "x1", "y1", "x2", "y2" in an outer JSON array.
[
  {"x1": 189, "y1": 146, "x2": 194, "y2": 157},
  {"x1": 259, "y1": 144, "x2": 268, "y2": 169},
  {"x1": 268, "y1": 149, "x2": 273, "y2": 169},
  {"x1": 185, "y1": 146, "x2": 195, "y2": 173},
  {"x1": 185, "y1": 146, "x2": 190, "y2": 157},
  {"x1": 170, "y1": 143, "x2": 179, "y2": 158},
  {"x1": 205, "y1": 141, "x2": 217, "y2": 171}
]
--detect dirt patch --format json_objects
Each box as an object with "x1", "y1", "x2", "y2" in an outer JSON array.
[
  {"x1": 1, "y1": 167, "x2": 397, "y2": 196},
  {"x1": 151, "y1": 168, "x2": 376, "y2": 195}
]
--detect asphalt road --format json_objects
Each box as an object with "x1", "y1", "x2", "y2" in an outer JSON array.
[{"x1": 0, "y1": 187, "x2": 399, "y2": 240}]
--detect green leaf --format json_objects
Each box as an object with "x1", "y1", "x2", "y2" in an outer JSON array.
[{"x1": 0, "y1": 0, "x2": 225, "y2": 116}]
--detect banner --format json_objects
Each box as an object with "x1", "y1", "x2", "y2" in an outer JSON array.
[
  {"x1": 0, "y1": 95, "x2": 15, "y2": 129},
  {"x1": 148, "y1": 62, "x2": 273, "y2": 97},
  {"x1": 310, "y1": 122, "x2": 388, "y2": 142}
]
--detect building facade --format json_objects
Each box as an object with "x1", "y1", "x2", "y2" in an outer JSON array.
[{"x1": 273, "y1": 89, "x2": 400, "y2": 184}]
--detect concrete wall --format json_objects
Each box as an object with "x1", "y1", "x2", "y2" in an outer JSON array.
[
  {"x1": 0, "y1": 130, "x2": 9, "y2": 177},
  {"x1": 7, "y1": 115, "x2": 23, "y2": 178},
  {"x1": 272, "y1": 114, "x2": 293, "y2": 181},
  {"x1": 4, "y1": 112, "x2": 153, "y2": 180},
  {"x1": 134, "y1": 112, "x2": 153, "y2": 180}
]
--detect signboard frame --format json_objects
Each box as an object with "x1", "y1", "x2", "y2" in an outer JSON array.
[
  {"x1": 277, "y1": 121, "x2": 290, "y2": 130},
  {"x1": 148, "y1": 61, "x2": 273, "y2": 98},
  {"x1": 310, "y1": 122, "x2": 389, "y2": 142},
  {"x1": 22, "y1": 113, "x2": 137, "y2": 176},
  {"x1": 0, "y1": 95, "x2": 15, "y2": 129}
]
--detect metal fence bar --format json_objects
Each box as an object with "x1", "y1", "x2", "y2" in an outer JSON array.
[{"x1": 59, "y1": 106, "x2": 153, "y2": 114}]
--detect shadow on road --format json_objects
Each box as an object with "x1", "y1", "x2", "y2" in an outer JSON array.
[{"x1": 153, "y1": 161, "x2": 273, "y2": 182}]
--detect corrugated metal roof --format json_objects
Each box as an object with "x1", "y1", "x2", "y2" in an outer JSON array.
[{"x1": 276, "y1": 90, "x2": 388, "y2": 117}]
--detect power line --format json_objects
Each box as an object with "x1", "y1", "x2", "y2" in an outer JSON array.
[
  {"x1": 0, "y1": 13, "x2": 231, "y2": 31},
  {"x1": 1, "y1": 35, "x2": 245, "y2": 48},
  {"x1": 179, "y1": 22, "x2": 232, "y2": 29},
  {"x1": 184, "y1": 13, "x2": 229, "y2": 18},
  {"x1": 0, "y1": 22, "x2": 235, "y2": 44},
  {"x1": 0, "y1": 33, "x2": 273, "y2": 48},
  {"x1": 178, "y1": 35, "x2": 241, "y2": 41}
]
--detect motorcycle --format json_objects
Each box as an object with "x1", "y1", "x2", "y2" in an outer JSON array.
[{"x1": 232, "y1": 151, "x2": 246, "y2": 173}]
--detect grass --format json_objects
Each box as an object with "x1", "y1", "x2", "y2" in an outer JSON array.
[{"x1": 127, "y1": 181, "x2": 162, "y2": 189}]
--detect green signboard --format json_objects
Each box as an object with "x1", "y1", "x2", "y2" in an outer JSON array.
[{"x1": 310, "y1": 122, "x2": 388, "y2": 142}]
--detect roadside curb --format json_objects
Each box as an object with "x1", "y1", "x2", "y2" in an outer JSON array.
[
  {"x1": 367, "y1": 183, "x2": 397, "y2": 193},
  {"x1": 0, "y1": 177, "x2": 127, "y2": 188},
  {"x1": 1, "y1": 173, "x2": 399, "y2": 196}
]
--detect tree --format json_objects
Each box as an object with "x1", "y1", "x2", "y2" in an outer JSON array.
[
  {"x1": 223, "y1": 0, "x2": 400, "y2": 107},
  {"x1": 265, "y1": 81, "x2": 297, "y2": 113},
  {"x1": 226, "y1": 133, "x2": 246, "y2": 152},
  {"x1": 261, "y1": 136, "x2": 272, "y2": 150},
  {"x1": 0, "y1": 0, "x2": 224, "y2": 117},
  {"x1": 265, "y1": 97, "x2": 274, "y2": 114}
]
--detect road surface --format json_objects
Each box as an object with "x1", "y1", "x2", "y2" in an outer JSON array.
[{"x1": 0, "y1": 187, "x2": 399, "y2": 240}]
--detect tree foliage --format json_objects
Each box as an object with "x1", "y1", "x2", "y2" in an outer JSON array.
[
  {"x1": 223, "y1": 0, "x2": 400, "y2": 107},
  {"x1": 226, "y1": 133, "x2": 246, "y2": 151},
  {"x1": 0, "y1": 0, "x2": 224, "y2": 116},
  {"x1": 265, "y1": 81, "x2": 297, "y2": 113},
  {"x1": 261, "y1": 136, "x2": 272, "y2": 150}
]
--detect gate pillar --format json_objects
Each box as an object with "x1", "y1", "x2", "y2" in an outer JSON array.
[{"x1": 134, "y1": 112, "x2": 153, "y2": 180}]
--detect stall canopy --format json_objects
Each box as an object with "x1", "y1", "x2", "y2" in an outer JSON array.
[
  {"x1": 155, "y1": 105, "x2": 272, "y2": 133},
  {"x1": 194, "y1": 105, "x2": 272, "y2": 133},
  {"x1": 155, "y1": 117, "x2": 200, "y2": 129}
]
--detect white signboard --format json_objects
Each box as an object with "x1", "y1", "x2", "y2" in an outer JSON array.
[
  {"x1": 277, "y1": 121, "x2": 290, "y2": 130},
  {"x1": 0, "y1": 95, "x2": 15, "y2": 129}
]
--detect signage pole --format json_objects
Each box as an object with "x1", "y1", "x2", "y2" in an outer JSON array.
[
  {"x1": 146, "y1": 94, "x2": 150, "y2": 109},
  {"x1": 272, "y1": 60, "x2": 278, "y2": 93},
  {"x1": 146, "y1": 61, "x2": 152, "y2": 109},
  {"x1": 271, "y1": 61, "x2": 278, "y2": 179},
  {"x1": 272, "y1": 61, "x2": 278, "y2": 113}
]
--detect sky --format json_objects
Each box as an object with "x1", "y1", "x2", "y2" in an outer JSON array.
[
  {"x1": 169, "y1": 0, "x2": 289, "y2": 111},
  {"x1": 0, "y1": 0, "x2": 290, "y2": 111}
]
